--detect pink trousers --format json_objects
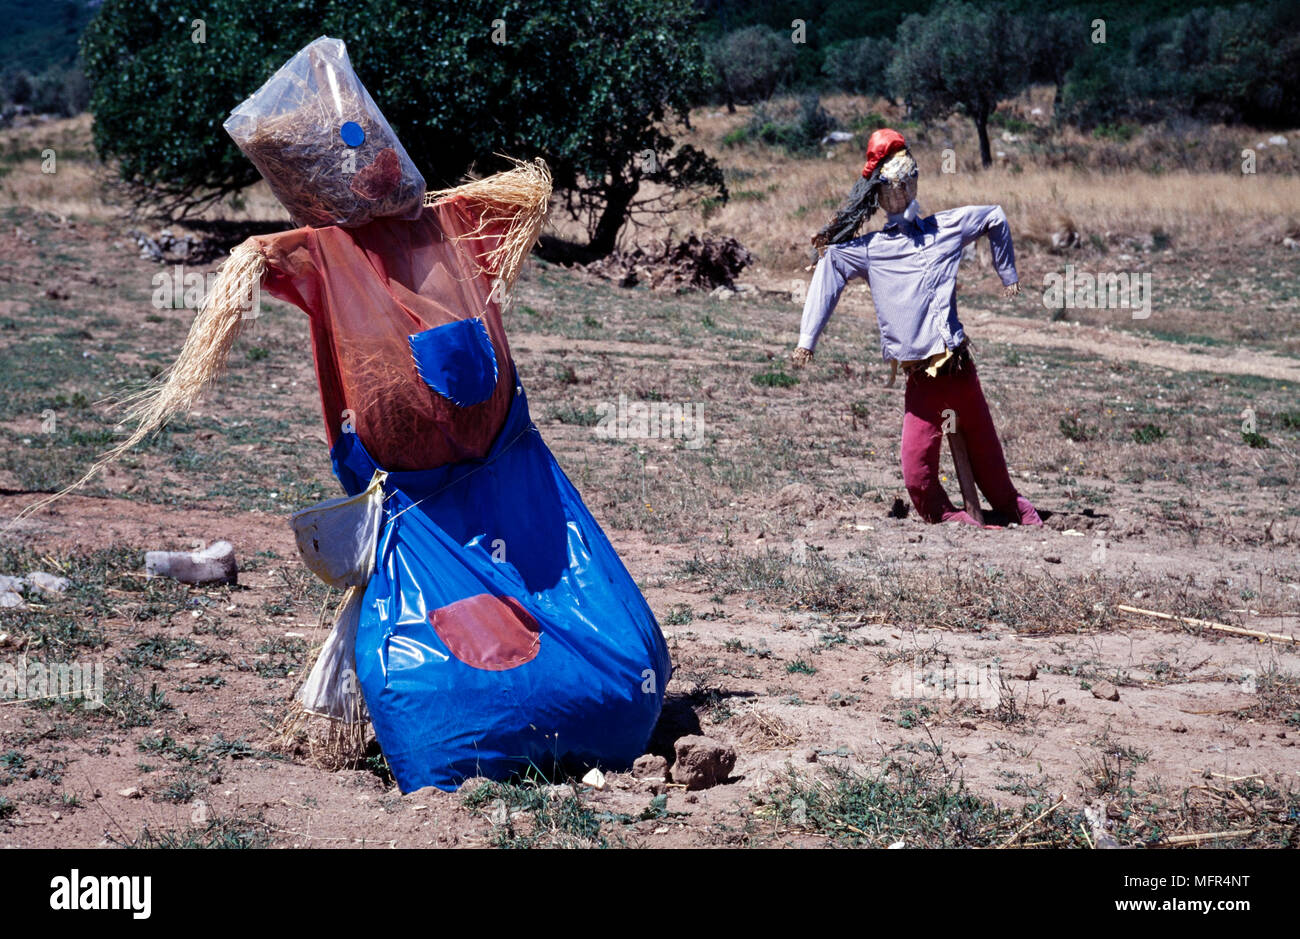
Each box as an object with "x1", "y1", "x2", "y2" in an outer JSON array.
[{"x1": 901, "y1": 359, "x2": 1041, "y2": 528}]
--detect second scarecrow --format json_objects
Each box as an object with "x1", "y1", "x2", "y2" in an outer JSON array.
[{"x1": 792, "y1": 128, "x2": 1042, "y2": 528}]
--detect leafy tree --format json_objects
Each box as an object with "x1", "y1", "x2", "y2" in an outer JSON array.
[
  {"x1": 30, "y1": 66, "x2": 90, "y2": 117},
  {"x1": 822, "y1": 36, "x2": 896, "y2": 101},
  {"x1": 80, "y1": 0, "x2": 285, "y2": 217},
  {"x1": 82, "y1": 0, "x2": 725, "y2": 256},
  {"x1": 2, "y1": 69, "x2": 34, "y2": 107},
  {"x1": 697, "y1": 0, "x2": 933, "y2": 86},
  {"x1": 888, "y1": 1, "x2": 1030, "y2": 167},
  {"x1": 1023, "y1": 11, "x2": 1087, "y2": 121},
  {"x1": 1063, "y1": 1, "x2": 1300, "y2": 129},
  {"x1": 1146, "y1": 3, "x2": 1300, "y2": 126},
  {"x1": 707, "y1": 26, "x2": 797, "y2": 113}
]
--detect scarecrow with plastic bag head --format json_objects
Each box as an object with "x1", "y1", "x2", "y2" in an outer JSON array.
[
  {"x1": 42, "y1": 37, "x2": 671, "y2": 792},
  {"x1": 792, "y1": 128, "x2": 1042, "y2": 529}
]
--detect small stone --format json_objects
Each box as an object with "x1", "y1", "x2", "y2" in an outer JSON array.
[
  {"x1": 670, "y1": 735, "x2": 737, "y2": 791},
  {"x1": 1007, "y1": 661, "x2": 1037, "y2": 681},
  {"x1": 117, "y1": 787, "x2": 143, "y2": 799},
  {"x1": 1091, "y1": 681, "x2": 1120, "y2": 702},
  {"x1": 581, "y1": 767, "x2": 606, "y2": 790},
  {"x1": 632, "y1": 753, "x2": 669, "y2": 780}
]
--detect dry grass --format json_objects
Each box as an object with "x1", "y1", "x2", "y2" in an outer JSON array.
[
  {"x1": 0, "y1": 114, "x2": 116, "y2": 220},
  {"x1": 543, "y1": 87, "x2": 1300, "y2": 276},
  {"x1": 0, "y1": 113, "x2": 292, "y2": 225}
]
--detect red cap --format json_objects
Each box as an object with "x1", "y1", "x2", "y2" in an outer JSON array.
[{"x1": 862, "y1": 128, "x2": 907, "y2": 178}]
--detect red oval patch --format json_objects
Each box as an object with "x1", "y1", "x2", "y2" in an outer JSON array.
[{"x1": 428, "y1": 593, "x2": 541, "y2": 671}]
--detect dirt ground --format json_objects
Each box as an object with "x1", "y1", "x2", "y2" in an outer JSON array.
[{"x1": 1, "y1": 148, "x2": 1299, "y2": 847}]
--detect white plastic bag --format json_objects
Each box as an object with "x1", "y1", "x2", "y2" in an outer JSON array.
[{"x1": 290, "y1": 470, "x2": 387, "y2": 720}]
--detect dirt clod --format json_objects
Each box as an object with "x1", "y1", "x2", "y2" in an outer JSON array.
[
  {"x1": 633, "y1": 754, "x2": 669, "y2": 780},
  {"x1": 670, "y1": 735, "x2": 737, "y2": 791},
  {"x1": 1091, "y1": 681, "x2": 1121, "y2": 702},
  {"x1": 1008, "y1": 661, "x2": 1038, "y2": 681}
]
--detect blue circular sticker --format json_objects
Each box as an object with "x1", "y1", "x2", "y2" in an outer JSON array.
[{"x1": 340, "y1": 122, "x2": 365, "y2": 147}]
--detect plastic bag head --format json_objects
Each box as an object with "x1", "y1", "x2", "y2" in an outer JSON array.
[{"x1": 224, "y1": 36, "x2": 425, "y2": 229}]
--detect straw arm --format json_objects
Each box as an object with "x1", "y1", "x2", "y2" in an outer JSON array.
[{"x1": 423, "y1": 155, "x2": 553, "y2": 294}]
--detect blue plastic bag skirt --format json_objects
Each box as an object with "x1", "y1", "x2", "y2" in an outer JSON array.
[{"x1": 330, "y1": 376, "x2": 672, "y2": 793}]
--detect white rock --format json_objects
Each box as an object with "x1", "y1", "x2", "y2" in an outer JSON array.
[
  {"x1": 26, "y1": 571, "x2": 69, "y2": 594},
  {"x1": 581, "y1": 768, "x2": 607, "y2": 790},
  {"x1": 145, "y1": 540, "x2": 238, "y2": 585}
]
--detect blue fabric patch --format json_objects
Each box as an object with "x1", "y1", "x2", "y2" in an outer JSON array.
[
  {"x1": 409, "y1": 318, "x2": 499, "y2": 408},
  {"x1": 339, "y1": 121, "x2": 365, "y2": 147}
]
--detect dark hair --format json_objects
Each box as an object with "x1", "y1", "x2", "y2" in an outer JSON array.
[{"x1": 811, "y1": 148, "x2": 914, "y2": 252}]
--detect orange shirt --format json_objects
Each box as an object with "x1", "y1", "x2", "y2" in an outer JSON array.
[{"x1": 253, "y1": 195, "x2": 516, "y2": 472}]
